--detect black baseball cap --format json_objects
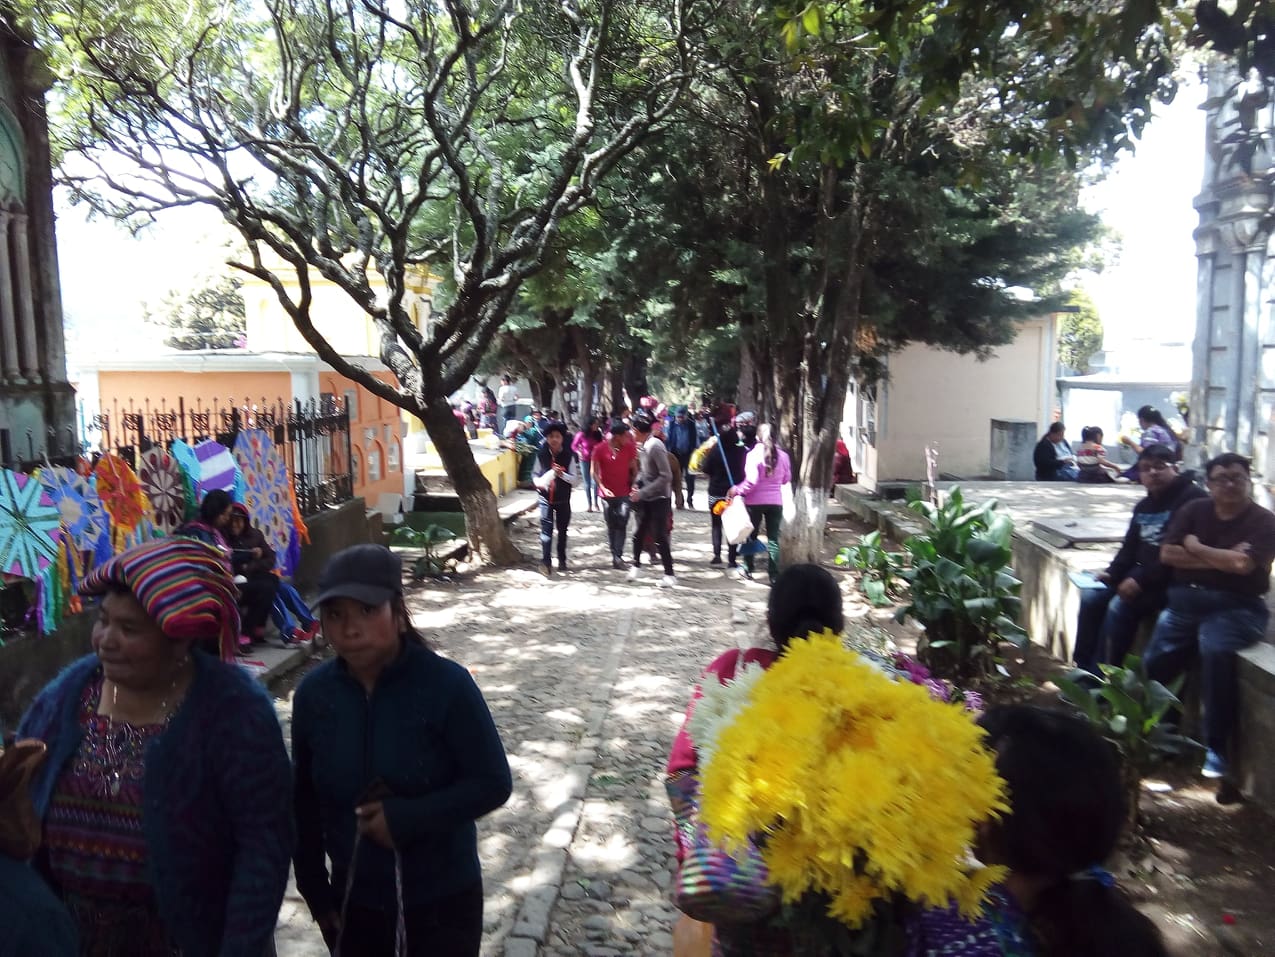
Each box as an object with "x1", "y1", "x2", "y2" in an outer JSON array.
[
  {"x1": 608, "y1": 417, "x2": 630, "y2": 435},
  {"x1": 312, "y1": 544, "x2": 403, "y2": 610}
]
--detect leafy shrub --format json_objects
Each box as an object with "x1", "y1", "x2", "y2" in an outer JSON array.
[
  {"x1": 1057, "y1": 656, "x2": 1198, "y2": 829},
  {"x1": 834, "y1": 530, "x2": 903, "y2": 606},
  {"x1": 894, "y1": 486, "x2": 1027, "y2": 680},
  {"x1": 390, "y1": 524, "x2": 459, "y2": 579}
]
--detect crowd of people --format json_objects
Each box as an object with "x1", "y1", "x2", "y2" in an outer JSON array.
[{"x1": 481, "y1": 386, "x2": 800, "y2": 587}]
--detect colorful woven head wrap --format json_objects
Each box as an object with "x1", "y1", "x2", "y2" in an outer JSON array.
[{"x1": 80, "y1": 538, "x2": 241, "y2": 661}]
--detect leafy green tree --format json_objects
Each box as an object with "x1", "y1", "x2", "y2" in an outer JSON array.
[
  {"x1": 651, "y1": 0, "x2": 1184, "y2": 563},
  {"x1": 17, "y1": 0, "x2": 699, "y2": 563},
  {"x1": 1057, "y1": 289, "x2": 1105, "y2": 374},
  {"x1": 147, "y1": 274, "x2": 246, "y2": 351}
]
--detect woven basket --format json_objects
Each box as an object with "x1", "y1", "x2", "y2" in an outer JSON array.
[{"x1": 667, "y1": 769, "x2": 780, "y2": 924}]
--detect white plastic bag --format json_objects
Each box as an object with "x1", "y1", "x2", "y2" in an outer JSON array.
[{"x1": 722, "y1": 497, "x2": 755, "y2": 545}]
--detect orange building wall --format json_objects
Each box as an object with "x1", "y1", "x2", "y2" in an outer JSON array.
[
  {"x1": 98, "y1": 368, "x2": 404, "y2": 503},
  {"x1": 319, "y1": 371, "x2": 404, "y2": 502},
  {"x1": 98, "y1": 371, "x2": 294, "y2": 422}
]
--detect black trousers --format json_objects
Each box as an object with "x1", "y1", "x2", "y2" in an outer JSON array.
[
  {"x1": 601, "y1": 496, "x2": 631, "y2": 560},
  {"x1": 708, "y1": 495, "x2": 738, "y2": 565},
  {"x1": 539, "y1": 500, "x2": 571, "y2": 566},
  {"x1": 339, "y1": 882, "x2": 483, "y2": 957},
  {"x1": 238, "y1": 572, "x2": 279, "y2": 636},
  {"x1": 674, "y1": 452, "x2": 695, "y2": 503},
  {"x1": 631, "y1": 497, "x2": 674, "y2": 575}
]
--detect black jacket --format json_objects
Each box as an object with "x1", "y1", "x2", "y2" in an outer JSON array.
[
  {"x1": 1033, "y1": 436, "x2": 1074, "y2": 480},
  {"x1": 1106, "y1": 473, "x2": 1208, "y2": 593},
  {"x1": 702, "y1": 430, "x2": 751, "y2": 498}
]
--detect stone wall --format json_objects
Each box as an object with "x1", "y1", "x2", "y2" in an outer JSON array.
[
  {"x1": 291, "y1": 497, "x2": 372, "y2": 590},
  {"x1": 0, "y1": 609, "x2": 93, "y2": 733}
]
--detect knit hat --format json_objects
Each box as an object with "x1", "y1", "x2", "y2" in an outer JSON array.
[{"x1": 81, "y1": 538, "x2": 241, "y2": 661}]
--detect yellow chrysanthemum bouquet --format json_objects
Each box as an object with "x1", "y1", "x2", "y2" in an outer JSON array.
[{"x1": 696, "y1": 631, "x2": 1008, "y2": 951}]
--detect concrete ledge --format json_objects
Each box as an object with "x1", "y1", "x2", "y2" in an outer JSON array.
[
  {"x1": 1238, "y1": 643, "x2": 1275, "y2": 807},
  {"x1": 0, "y1": 611, "x2": 94, "y2": 732},
  {"x1": 292, "y1": 497, "x2": 372, "y2": 592}
]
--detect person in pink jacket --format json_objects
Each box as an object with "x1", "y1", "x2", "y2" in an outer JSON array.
[
  {"x1": 571, "y1": 415, "x2": 605, "y2": 512},
  {"x1": 728, "y1": 421, "x2": 792, "y2": 583}
]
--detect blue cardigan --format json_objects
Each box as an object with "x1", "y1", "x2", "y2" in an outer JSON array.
[
  {"x1": 292, "y1": 639, "x2": 512, "y2": 917},
  {"x1": 18, "y1": 652, "x2": 293, "y2": 957}
]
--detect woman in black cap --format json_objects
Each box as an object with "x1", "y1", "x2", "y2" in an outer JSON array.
[{"x1": 292, "y1": 544, "x2": 512, "y2": 956}]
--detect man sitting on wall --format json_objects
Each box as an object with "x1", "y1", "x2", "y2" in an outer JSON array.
[
  {"x1": 1145, "y1": 452, "x2": 1275, "y2": 804},
  {"x1": 1073, "y1": 444, "x2": 1207, "y2": 675}
]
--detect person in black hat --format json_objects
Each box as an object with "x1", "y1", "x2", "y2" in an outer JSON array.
[
  {"x1": 532, "y1": 421, "x2": 581, "y2": 575},
  {"x1": 292, "y1": 544, "x2": 512, "y2": 956}
]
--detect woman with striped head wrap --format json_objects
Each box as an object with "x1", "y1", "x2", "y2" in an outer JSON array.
[{"x1": 17, "y1": 538, "x2": 293, "y2": 957}]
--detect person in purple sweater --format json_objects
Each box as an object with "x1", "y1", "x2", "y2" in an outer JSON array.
[{"x1": 728, "y1": 420, "x2": 792, "y2": 584}]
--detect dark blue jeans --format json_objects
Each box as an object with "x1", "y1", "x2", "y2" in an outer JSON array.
[
  {"x1": 632, "y1": 497, "x2": 674, "y2": 575},
  {"x1": 539, "y1": 500, "x2": 571, "y2": 567},
  {"x1": 1073, "y1": 586, "x2": 1162, "y2": 674},
  {"x1": 270, "y1": 581, "x2": 315, "y2": 639},
  {"x1": 1143, "y1": 585, "x2": 1268, "y2": 759}
]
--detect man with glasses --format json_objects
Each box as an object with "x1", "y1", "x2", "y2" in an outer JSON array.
[
  {"x1": 1073, "y1": 444, "x2": 1207, "y2": 675},
  {"x1": 1145, "y1": 452, "x2": 1275, "y2": 802}
]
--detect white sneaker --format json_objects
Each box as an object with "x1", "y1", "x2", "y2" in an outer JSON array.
[
  {"x1": 626, "y1": 565, "x2": 641, "y2": 582},
  {"x1": 733, "y1": 566, "x2": 751, "y2": 580},
  {"x1": 659, "y1": 575, "x2": 677, "y2": 588}
]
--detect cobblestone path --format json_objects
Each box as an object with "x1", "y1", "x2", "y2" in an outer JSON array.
[{"x1": 273, "y1": 495, "x2": 845, "y2": 956}]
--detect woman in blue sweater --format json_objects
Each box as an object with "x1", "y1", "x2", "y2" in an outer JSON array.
[
  {"x1": 293, "y1": 544, "x2": 512, "y2": 956},
  {"x1": 18, "y1": 538, "x2": 293, "y2": 957}
]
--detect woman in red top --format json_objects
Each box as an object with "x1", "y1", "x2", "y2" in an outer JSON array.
[
  {"x1": 571, "y1": 415, "x2": 605, "y2": 512},
  {"x1": 666, "y1": 564, "x2": 845, "y2": 956}
]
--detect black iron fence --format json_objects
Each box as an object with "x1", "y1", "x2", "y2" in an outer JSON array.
[{"x1": 75, "y1": 395, "x2": 354, "y2": 516}]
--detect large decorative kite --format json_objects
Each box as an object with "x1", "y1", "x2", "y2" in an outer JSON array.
[
  {"x1": 232, "y1": 429, "x2": 295, "y2": 574},
  {"x1": 138, "y1": 446, "x2": 187, "y2": 535},
  {"x1": 0, "y1": 469, "x2": 62, "y2": 632}
]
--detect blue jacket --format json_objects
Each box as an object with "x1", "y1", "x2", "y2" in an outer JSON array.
[
  {"x1": 292, "y1": 639, "x2": 512, "y2": 917},
  {"x1": 18, "y1": 652, "x2": 293, "y2": 957},
  {"x1": 666, "y1": 419, "x2": 698, "y2": 458},
  {"x1": 0, "y1": 855, "x2": 76, "y2": 957}
]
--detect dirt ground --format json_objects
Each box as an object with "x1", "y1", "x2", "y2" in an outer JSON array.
[{"x1": 825, "y1": 512, "x2": 1275, "y2": 956}]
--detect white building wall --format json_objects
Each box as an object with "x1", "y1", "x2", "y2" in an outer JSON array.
[{"x1": 847, "y1": 316, "x2": 1055, "y2": 484}]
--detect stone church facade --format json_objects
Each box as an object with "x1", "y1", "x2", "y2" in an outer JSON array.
[{"x1": 0, "y1": 19, "x2": 74, "y2": 462}]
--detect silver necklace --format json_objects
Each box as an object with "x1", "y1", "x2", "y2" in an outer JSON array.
[{"x1": 100, "y1": 664, "x2": 185, "y2": 798}]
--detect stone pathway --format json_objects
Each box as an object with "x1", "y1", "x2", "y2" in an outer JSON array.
[{"x1": 273, "y1": 491, "x2": 864, "y2": 956}]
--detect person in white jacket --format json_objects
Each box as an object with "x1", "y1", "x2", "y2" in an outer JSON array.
[{"x1": 532, "y1": 421, "x2": 581, "y2": 576}]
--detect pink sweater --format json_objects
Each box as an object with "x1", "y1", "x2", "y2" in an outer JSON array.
[{"x1": 733, "y1": 445, "x2": 792, "y2": 506}]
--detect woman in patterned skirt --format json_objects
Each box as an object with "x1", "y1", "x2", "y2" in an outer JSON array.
[{"x1": 19, "y1": 538, "x2": 293, "y2": 956}]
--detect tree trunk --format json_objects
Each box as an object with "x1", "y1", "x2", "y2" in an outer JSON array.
[
  {"x1": 574, "y1": 328, "x2": 595, "y2": 424},
  {"x1": 623, "y1": 353, "x2": 649, "y2": 404},
  {"x1": 420, "y1": 396, "x2": 522, "y2": 565},
  {"x1": 607, "y1": 361, "x2": 625, "y2": 413}
]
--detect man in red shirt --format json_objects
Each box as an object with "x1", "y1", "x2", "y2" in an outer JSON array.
[{"x1": 593, "y1": 418, "x2": 639, "y2": 569}]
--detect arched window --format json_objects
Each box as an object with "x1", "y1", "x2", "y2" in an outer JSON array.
[
  {"x1": 387, "y1": 438, "x2": 400, "y2": 472},
  {"x1": 367, "y1": 441, "x2": 383, "y2": 483}
]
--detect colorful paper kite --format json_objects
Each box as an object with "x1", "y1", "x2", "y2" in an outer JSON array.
[
  {"x1": 139, "y1": 446, "x2": 187, "y2": 535},
  {"x1": 94, "y1": 453, "x2": 150, "y2": 549},
  {"x1": 194, "y1": 440, "x2": 238, "y2": 498},
  {"x1": 0, "y1": 469, "x2": 62, "y2": 632},
  {"x1": 233, "y1": 429, "x2": 295, "y2": 574},
  {"x1": 38, "y1": 466, "x2": 113, "y2": 568}
]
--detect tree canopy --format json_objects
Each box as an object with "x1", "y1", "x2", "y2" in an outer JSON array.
[{"x1": 17, "y1": 0, "x2": 701, "y2": 561}]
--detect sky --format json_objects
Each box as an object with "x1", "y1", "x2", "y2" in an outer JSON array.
[
  {"x1": 54, "y1": 76, "x2": 1208, "y2": 367},
  {"x1": 1078, "y1": 74, "x2": 1205, "y2": 356}
]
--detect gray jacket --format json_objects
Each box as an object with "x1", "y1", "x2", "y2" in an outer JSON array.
[{"x1": 636, "y1": 435, "x2": 672, "y2": 501}]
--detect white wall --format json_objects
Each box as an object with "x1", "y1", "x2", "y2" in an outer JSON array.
[{"x1": 869, "y1": 317, "x2": 1054, "y2": 481}]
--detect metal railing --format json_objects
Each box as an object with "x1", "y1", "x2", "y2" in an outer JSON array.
[{"x1": 75, "y1": 395, "x2": 354, "y2": 516}]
